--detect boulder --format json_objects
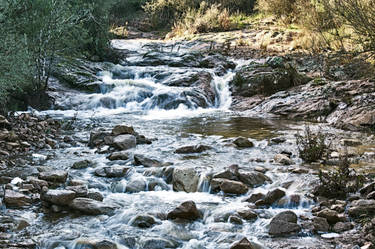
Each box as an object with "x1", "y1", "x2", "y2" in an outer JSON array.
[
  {"x1": 39, "y1": 170, "x2": 68, "y2": 183},
  {"x1": 274, "y1": 154, "x2": 294, "y2": 165},
  {"x1": 129, "y1": 214, "x2": 159, "y2": 228},
  {"x1": 134, "y1": 154, "x2": 163, "y2": 167},
  {"x1": 238, "y1": 171, "x2": 270, "y2": 187},
  {"x1": 348, "y1": 199, "x2": 375, "y2": 217},
  {"x1": 244, "y1": 193, "x2": 265, "y2": 203},
  {"x1": 229, "y1": 215, "x2": 243, "y2": 225},
  {"x1": 95, "y1": 166, "x2": 130, "y2": 178},
  {"x1": 126, "y1": 178, "x2": 147, "y2": 193},
  {"x1": 237, "y1": 208, "x2": 258, "y2": 220},
  {"x1": 257, "y1": 188, "x2": 285, "y2": 206},
  {"x1": 140, "y1": 237, "x2": 178, "y2": 249},
  {"x1": 88, "y1": 131, "x2": 111, "y2": 148},
  {"x1": 107, "y1": 151, "x2": 132, "y2": 161},
  {"x1": 317, "y1": 209, "x2": 341, "y2": 224},
  {"x1": 74, "y1": 238, "x2": 118, "y2": 249},
  {"x1": 333, "y1": 222, "x2": 353, "y2": 233},
  {"x1": 269, "y1": 211, "x2": 301, "y2": 236},
  {"x1": 112, "y1": 134, "x2": 136, "y2": 150},
  {"x1": 4, "y1": 190, "x2": 32, "y2": 208},
  {"x1": 42, "y1": 189, "x2": 76, "y2": 206},
  {"x1": 66, "y1": 185, "x2": 88, "y2": 197},
  {"x1": 312, "y1": 217, "x2": 330, "y2": 232},
  {"x1": 220, "y1": 179, "x2": 249, "y2": 195},
  {"x1": 72, "y1": 160, "x2": 93, "y2": 169},
  {"x1": 230, "y1": 238, "x2": 256, "y2": 249},
  {"x1": 233, "y1": 137, "x2": 254, "y2": 148},
  {"x1": 112, "y1": 125, "x2": 135, "y2": 136},
  {"x1": 172, "y1": 167, "x2": 199, "y2": 193},
  {"x1": 167, "y1": 201, "x2": 200, "y2": 221},
  {"x1": 175, "y1": 145, "x2": 211, "y2": 154},
  {"x1": 87, "y1": 191, "x2": 104, "y2": 201},
  {"x1": 69, "y1": 198, "x2": 116, "y2": 215}
]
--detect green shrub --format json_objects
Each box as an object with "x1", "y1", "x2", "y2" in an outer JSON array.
[{"x1": 295, "y1": 126, "x2": 328, "y2": 163}]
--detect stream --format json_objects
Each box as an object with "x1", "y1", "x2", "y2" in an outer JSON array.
[{"x1": 5, "y1": 39, "x2": 374, "y2": 249}]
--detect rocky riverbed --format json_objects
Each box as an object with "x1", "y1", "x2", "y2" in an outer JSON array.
[{"x1": 0, "y1": 38, "x2": 374, "y2": 249}]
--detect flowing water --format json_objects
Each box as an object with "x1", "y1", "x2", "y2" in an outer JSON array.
[{"x1": 7, "y1": 39, "x2": 350, "y2": 249}]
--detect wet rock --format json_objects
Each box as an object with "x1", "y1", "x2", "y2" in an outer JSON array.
[
  {"x1": 42, "y1": 189, "x2": 76, "y2": 206},
  {"x1": 269, "y1": 211, "x2": 301, "y2": 236},
  {"x1": 244, "y1": 193, "x2": 265, "y2": 203},
  {"x1": 341, "y1": 139, "x2": 362, "y2": 146},
  {"x1": 87, "y1": 191, "x2": 104, "y2": 201},
  {"x1": 333, "y1": 222, "x2": 353, "y2": 233},
  {"x1": 348, "y1": 199, "x2": 375, "y2": 217},
  {"x1": 134, "y1": 154, "x2": 163, "y2": 167},
  {"x1": 238, "y1": 171, "x2": 270, "y2": 187},
  {"x1": 112, "y1": 134, "x2": 136, "y2": 150},
  {"x1": 257, "y1": 188, "x2": 285, "y2": 206},
  {"x1": 129, "y1": 214, "x2": 160, "y2": 228},
  {"x1": 175, "y1": 144, "x2": 212, "y2": 154},
  {"x1": 360, "y1": 182, "x2": 375, "y2": 196},
  {"x1": 237, "y1": 208, "x2": 258, "y2": 220},
  {"x1": 94, "y1": 166, "x2": 130, "y2": 178},
  {"x1": 233, "y1": 137, "x2": 254, "y2": 148},
  {"x1": 317, "y1": 209, "x2": 340, "y2": 224},
  {"x1": 69, "y1": 198, "x2": 116, "y2": 215},
  {"x1": 270, "y1": 137, "x2": 286, "y2": 145},
  {"x1": 4, "y1": 190, "x2": 32, "y2": 208},
  {"x1": 126, "y1": 178, "x2": 147, "y2": 193},
  {"x1": 140, "y1": 237, "x2": 178, "y2": 249},
  {"x1": 147, "y1": 178, "x2": 169, "y2": 191},
  {"x1": 220, "y1": 179, "x2": 249, "y2": 195},
  {"x1": 367, "y1": 191, "x2": 375, "y2": 200},
  {"x1": 274, "y1": 154, "x2": 293, "y2": 165},
  {"x1": 136, "y1": 134, "x2": 153, "y2": 145},
  {"x1": 312, "y1": 217, "x2": 330, "y2": 232},
  {"x1": 172, "y1": 167, "x2": 199, "y2": 193},
  {"x1": 229, "y1": 215, "x2": 243, "y2": 225},
  {"x1": 89, "y1": 131, "x2": 111, "y2": 148},
  {"x1": 66, "y1": 185, "x2": 88, "y2": 197},
  {"x1": 39, "y1": 170, "x2": 68, "y2": 183},
  {"x1": 27, "y1": 176, "x2": 48, "y2": 190},
  {"x1": 111, "y1": 125, "x2": 135, "y2": 136},
  {"x1": 72, "y1": 160, "x2": 93, "y2": 169},
  {"x1": 167, "y1": 201, "x2": 200, "y2": 221},
  {"x1": 107, "y1": 151, "x2": 132, "y2": 161},
  {"x1": 230, "y1": 238, "x2": 256, "y2": 249},
  {"x1": 213, "y1": 169, "x2": 237, "y2": 181},
  {"x1": 74, "y1": 238, "x2": 118, "y2": 249}
]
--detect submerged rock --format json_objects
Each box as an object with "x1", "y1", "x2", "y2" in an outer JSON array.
[
  {"x1": 233, "y1": 137, "x2": 254, "y2": 148},
  {"x1": 129, "y1": 214, "x2": 160, "y2": 228},
  {"x1": 269, "y1": 211, "x2": 301, "y2": 236},
  {"x1": 139, "y1": 237, "x2": 178, "y2": 249},
  {"x1": 107, "y1": 151, "x2": 132, "y2": 161},
  {"x1": 167, "y1": 201, "x2": 200, "y2": 221},
  {"x1": 175, "y1": 144, "x2": 212, "y2": 154},
  {"x1": 126, "y1": 178, "x2": 147, "y2": 193}
]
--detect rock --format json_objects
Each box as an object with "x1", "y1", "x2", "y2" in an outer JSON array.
[
  {"x1": 341, "y1": 139, "x2": 362, "y2": 146},
  {"x1": 27, "y1": 176, "x2": 48, "y2": 190},
  {"x1": 134, "y1": 154, "x2": 163, "y2": 167},
  {"x1": 74, "y1": 238, "x2": 118, "y2": 249},
  {"x1": 89, "y1": 131, "x2": 111, "y2": 148},
  {"x1": 167, "y1": 201, "x2": 200, "y2": 221},
  {"x1": 238, "y1": 171, "x2": 270, "y2": 187},
  {"x1": 233, "y1": 137, "x2": 254, "y2": 148},
  {"x1": 126, "y1": 178, "x2": 147, "y2": 193},
  {"x1": 317, "y1": 209, "x2": 340, "y2": 224},
  {"x1": 244, "y1": 193, "x2": 265, "y2": 203},
  {"x1": 274, "y1": 154, "x2": 293, "y2": 165},
  {"x1": 220, "y1": 179, "x2": 249, "y2": 195},
  {"x1": 229, "y1": 215, "x2": 243, "y2": 225},
  {"x1": 230, "y1": 60, "x2": 310, "y2": 98},
  {"x1": 312, "y1": 217, "x2": 330, "y2": 232},
  {"x1": 107, "y1": 151, "x2": 132, "y2": 161},
  {"x1": 87, "y1": 191, "x2": 104, "y2": 201},
  {"x1": 333, "y1": 222, "x2": 353, "y2": 233},
  {"x1": 112, "y1": 125, "x2": 135, "y2": 136},
  {"x1": 348, "y1": 199, "x2": 375, "y2": 217},
  {"x1": 269, "y1": 211, "x2": 301, "y2": 236},
  {"x1": 66, "y1": 185, "x2": 88, "y2": 197},
  {"x1": 129, "y1": 214, "x2": 159, "y2": 228},
  {"x1": 230, "y1": 238, "x2": 256, "y2": 249},
  {"x1": 213, "y1": 169, "x2": 237, "y2": 181},
  {"x1": 72, "y1": 160, "x2": 93, "y2": 169},
  {"x1": 69, "y1": 198, "x2": 116, "y2": 215},
  {"x1": 42, "y1": 190, "x2": 76, "y2": 206},
  {"x1": 175, "y1": 145, "x2": 211, "y2": 154},
  {"x1": 360, "y1": 182, "x2": 375, "y2": 195},
  {"x1": 94, "y1": 166, "x2": 130, "y2": 178},
  {"x1": 258, "y1": 188, "x2": 286, "y2": 206},
  {"x1": 4, "y1": 190, "x2": 32, "y2": 208},
  {"x1": 367, "y1": 191, "x2": 375, "y2": 199},
  {"x1": 237, "y1": 208, "x2": 258, "y2": 220},
  {"x1": 39, "y1": 170, "x2": 68, "y2": 183},
  {"x1": 140, "y1": 237, "x2": 177, "y2": 249},
  {"x1": 112, "y1": 134, "x2": 136, "y2": 150},
  {"x1": 172, "y1": 167, "x2": 199, "y2": 193}
]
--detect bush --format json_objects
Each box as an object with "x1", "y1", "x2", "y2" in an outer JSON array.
[
  {"x1": 316, "y1": 153, "x2": 364, "y2": 198},
  {"x1": 295, "y1": 126, "x2": 328, "y2": 163},
  {"x1": 171, "y1": 2, "x2": 232, "y2": 36}
]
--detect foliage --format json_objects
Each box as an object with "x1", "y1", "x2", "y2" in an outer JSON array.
[
  {"x1": 171, "y1": 2, "x2": 232, "y2": 36},
  {"x1": 295, "y1": 126, "x2": 328, "y2": 163},
  {"x1": 109, "y1": 0, "x2": 148, "y2": 25},
  {"x1": 317, "y1": 153, "x2": 365, "y2": 198}
]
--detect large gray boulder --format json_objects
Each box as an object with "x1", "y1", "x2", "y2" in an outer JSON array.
[
  {"x1": 269, "y1": 211, "x2": 301, "y2": 236},
  {"x1": 172, "y1": 167, "x2": 200, "y2": 193}
]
